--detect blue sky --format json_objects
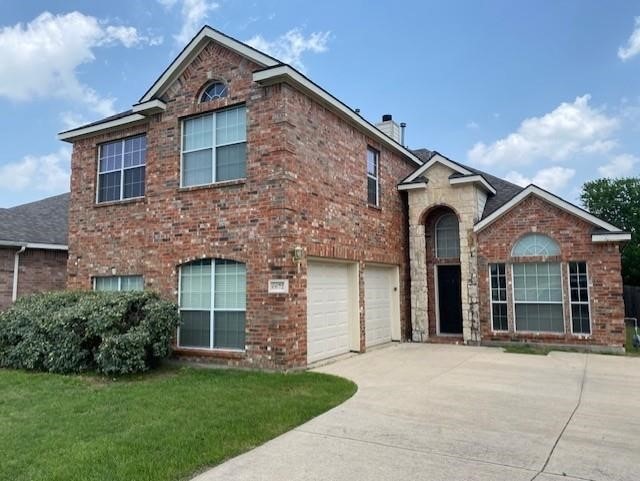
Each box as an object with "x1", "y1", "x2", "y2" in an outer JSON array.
[{"x1": 0, "y1": 0, "x2": 639, "y2": 207}]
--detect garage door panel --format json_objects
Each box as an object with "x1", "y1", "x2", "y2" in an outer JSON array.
[
  {"x1": 365, "y1": 266, "x2": 394, "y2": 347},
  {"x1": 307, "y1": 261, "x2": 353, "y2": 364}
]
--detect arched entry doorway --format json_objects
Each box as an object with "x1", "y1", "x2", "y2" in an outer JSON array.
[{"x1": 423, "y1": 206, "x2": 463, "y2": 336}]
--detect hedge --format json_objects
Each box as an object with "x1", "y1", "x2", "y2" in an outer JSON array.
[{"x1": 0, "y1": 290, "x2": 180, "y2": 375}]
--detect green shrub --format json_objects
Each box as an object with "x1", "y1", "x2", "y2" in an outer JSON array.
[{"x1": 0, "y1": 291, "x2": 180, "y2": 375}]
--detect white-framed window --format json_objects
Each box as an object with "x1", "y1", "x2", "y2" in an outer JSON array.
[
  {"x1": 512, "y1": 262, "x2": 564, "y2": 333},
  {"x1": 97, "y1": 135, "x2": 146, "y2": 203},
  {"x1": 490, "y1": 263, "x2": 508, "y2": 331},
  {"x1": 569, "y1": 262, "x2": 591, "y2": 335},
  {"x1": 178, "y1": 259, "x2": 246, "y2": 350},
  {"x1": 512, "y1": 233, "x2": 560, "y2": 257},
  {"x1": 435, "y1": 213, "x2": 460, "y2": 258},
  {"x1": 366, "y1": 147, "x2": 379, "y2": 206},
  {"x1": 93, "y1": 275, "x2": 144, "y2": 292},
  {"x1": 200, "y1": 82, "x2": 228, "y2": 102},
  {"x1": 181, "y1": 105, "x2": 247, "y2": 187}
]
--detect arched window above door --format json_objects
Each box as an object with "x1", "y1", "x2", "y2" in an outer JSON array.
[{"x1": 435, "y1": 213, "x2": 459, "y2": 258}]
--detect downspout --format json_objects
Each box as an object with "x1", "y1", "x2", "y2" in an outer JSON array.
[{"x1": 12, "y1": 245, "x2": 26, "y2": 302}]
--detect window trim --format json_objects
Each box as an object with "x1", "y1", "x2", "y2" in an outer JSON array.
[
  {"x1": 179, "y1": 104, "x2": 247, "y2": 189},
  {"x1": 96, "y1": 135, "x2": 147, "y2": 204},
  {"x1": 92, "y1": 275, "x2": 144, "y2": 291},
  {"x1": 176, "y1": 259, "x2": 246, "y2": 352},
  {"x1": 489, "y1": 263, "x2": 508, "y2": 332},
  {"x1": 511, "y1": 262, "x2": 566, "y2": 334},
  {"x1": 366, "y1": 147, "x2": 379, "y2": 207},
  {"x1": 568, "y1": 261, "x2": 592, "y2": 336}
]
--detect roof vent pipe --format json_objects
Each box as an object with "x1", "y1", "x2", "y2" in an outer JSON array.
[{"x1": 400, "y1": 122, "x2": 407, "y2": 146}]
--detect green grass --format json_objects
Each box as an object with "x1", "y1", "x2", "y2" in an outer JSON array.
[
  {"x1": 626, "y1": 323, "x2": 640, "y2": 355},
  {"x1": 503, "y1": 344, "x2": 551, "y2": 355},
  {"x1": 0, "y1": 366, "x2": 356, "y2": 481}
]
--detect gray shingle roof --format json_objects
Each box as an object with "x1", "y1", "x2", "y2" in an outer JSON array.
[
  {"x1": 409, "y1": 148, "x2": 524, "y2": 219},
  {"x1": 0, "y1": 193, "x2": 69, "y2": 245},
  {"x1": 58, "y1": 109, "x2": 134, "y2": 135}
]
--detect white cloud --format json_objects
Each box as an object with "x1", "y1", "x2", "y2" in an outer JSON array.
[
  {"x1": 505, "y1": 166, "x2": 576, "y2": 192},
  {"x1": 246, "y1": 29, "x2": 331, "y2": 71},
  {"x1": 468, "y1": 95, "x2": 619, "y2": 167},
  {"x1": 0, "y1": 147, "x2": 71, "y2": 194},
  {"x1": 164, "y1": 0, "x2": 219, "y2": 45},
  {"x1": 598, "y1": 154, "x2": 639, "y2": 178},
  {"x1": 505, "y1": 166, "x2": 576, "y2": 193},
  {"x1": 466, "y1": 121, "x2": 479, "y2": 129},
  {"x1": 60, "y1": 111, "x2": 88, "y2": 130},
  {"x1": 618, "y1": 16, "x2": 640, "y2": 61},
  {"x1": 0, "y1": 11, "x2": 161, "y2": 116}
]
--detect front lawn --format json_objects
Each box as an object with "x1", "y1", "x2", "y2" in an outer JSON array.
[{"x1": 0, "y1": 367, "x2": 356, "y2": 481}]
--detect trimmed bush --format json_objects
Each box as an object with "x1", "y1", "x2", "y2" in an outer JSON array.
[{"x1": 0, "y1": 291, "x2": 180, "y2": 375}]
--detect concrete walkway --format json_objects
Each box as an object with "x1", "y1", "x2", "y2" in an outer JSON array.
[{"x1": 192, "y1": 344, "x2": 640, "y2": 481}]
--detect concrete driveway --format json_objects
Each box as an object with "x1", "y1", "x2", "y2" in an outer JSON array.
[{"x1": 193, "y1": 344, "x2": 640, "y2": 481}]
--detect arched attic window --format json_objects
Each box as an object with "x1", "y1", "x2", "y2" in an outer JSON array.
[
  {"x1": 200, "y1": 81, "x2": 228, "y2": 102},
  {"x1": 511, "y1": 233, "x2": 560, "y2": 257},
  {"x1": 435, "y1": 213, "x2": 460, "y2": 258}
]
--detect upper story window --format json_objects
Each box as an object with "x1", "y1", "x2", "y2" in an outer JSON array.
[
  {"x1": 94, "y1": 275, "x2": 143, "y2": 292},
  {"x1": 181, "y1": 105, "x2": 247, "y2": 187},
  {"x1": 435, "y1": 213, "x2": 460, "y2": 258},
  {"x1": 367, "y1": 147, "x2": 379, "y2": 206},
  {"x1": 97, "y1": 135, "x2": 146, "y2": 203},
  {"x1": 200, "y1": 82, "x2": 228, "y2": 102},
  {"x1": 512, "y1": 233, "x2": 560, "y2": 257}
]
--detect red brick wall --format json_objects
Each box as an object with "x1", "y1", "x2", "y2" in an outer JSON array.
[
  {"x1": 0, "y1": 248, "x2": 67, "y2": 310},
  {"x1": 476, "y1": 195, "x2": 625, "y2": 348},
  {"x1": 67, "y1": 40, "x2": 415, "y2": 368}
]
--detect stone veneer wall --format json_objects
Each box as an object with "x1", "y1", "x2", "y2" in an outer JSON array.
[{"x1": 406, "y1": 162, "x2": 486, "y2": 343}]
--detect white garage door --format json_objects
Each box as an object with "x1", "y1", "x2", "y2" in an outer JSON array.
[
  {"x1": 307, "y1": 261, "x2": 352, "y2": 364},
  {"x1": 365, "y1": 266, "x2": 394, "y2": 347}
]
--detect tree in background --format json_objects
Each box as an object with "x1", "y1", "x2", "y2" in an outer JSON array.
[{"x1": 581, "y1": 177, "x2": 640, "y2": 286}]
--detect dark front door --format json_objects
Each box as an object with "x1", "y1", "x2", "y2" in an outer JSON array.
[{"x1": 437, "y1": 265, "x2": 463, "y2": 334}]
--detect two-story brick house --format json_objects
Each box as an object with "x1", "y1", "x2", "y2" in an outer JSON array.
[{"x1": 59, "y1": 26, "x2": 630, "y2": 369}]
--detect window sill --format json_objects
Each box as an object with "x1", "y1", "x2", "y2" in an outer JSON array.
[
  {"x1": 178, "y1": 179, "x2": 246, "y2": 192},
  {"x1": 367, "y1": 203, "x2": 382, "y2": 211},
  {"x1": 173, "y1": 346, "x2": 246, "y2": 358},
  {"x1": 95, "y1": 196, "x2": 145, "y2": 208}
]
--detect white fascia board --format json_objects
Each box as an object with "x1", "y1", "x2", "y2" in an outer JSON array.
[
  {"x1": 253, "y1": 65, "x2": 422, "y2": 166},
  {"x1": 398, "y1": 182, "x2": 428, "y2": 191},
  {"x1": 58, "y1": 114, "x2": 147, "y2": 142},
  {"x1": 592, "y1": 233, "x2": 631, "y2": 242},
  {"x1": 0, "y1": 240, "x2": 68, "y2": 250},
  {"x1": 449, "y1": 175, "x2": 497, "y2": 195},
  {"x1": 140, "y1": 26, "x2": 279, "y2": 103},
  {"x1": 403, "y1": 153, "x2": 472, "y2": 183},
  {"x1": 132, "y1": 99, "x2": 166, "y2": 114},
  {"x1": 473, "y1": 185, "x2": 623, "y2": 233}
]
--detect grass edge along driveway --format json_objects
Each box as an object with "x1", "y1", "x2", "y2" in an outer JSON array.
[{"x1": 0, "y1": 366, "x2": 356, "y2": 481}]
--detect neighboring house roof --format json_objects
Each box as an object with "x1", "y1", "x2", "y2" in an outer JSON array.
[
  {"x1": 402, "y1": 149, "x2": 629, "y2": 239},
  {"x1": 56, "y1": 26, "x2": 422, "y2": 166},
  {"x1": 0, "y1": 193, "x2": 69, "y2": 249}
]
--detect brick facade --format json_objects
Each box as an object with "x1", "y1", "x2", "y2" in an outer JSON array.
[
  {"x1": 66, "y1": 40, "x2": 415, "y2": 369},
  {"x1": 476, "y1": 195, "x2": 626, "y2": 349},
  {"x1": 0, "y1": 248, "x2": 67, "y2": 310}
]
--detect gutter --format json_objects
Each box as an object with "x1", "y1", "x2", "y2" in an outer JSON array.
[
  {"x1": 0, "y1": 240, "x2": 68, "y2": 251},
  {"x1": 12, "y1": 245, "x2": 26, "y2": 302}
]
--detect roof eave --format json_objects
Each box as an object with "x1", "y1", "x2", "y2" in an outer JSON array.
[
  {"x1": 139, "y1": 25, "x2": 279, "y2": 103},
  {"x1": 0, "y1": 240, "x2": 68, "y2": 250},
  {"x1": 57, "y1": 114, "x2": 147, "y2": 142},
  {"x1": 473, "y1": 185, "x2": 624, "y2": 236}
]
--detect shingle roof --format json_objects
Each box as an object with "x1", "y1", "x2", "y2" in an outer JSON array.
[
  {"x1": 409, "y1": 148, "x2": 524, "y2": 219},
  {"x1": 0, "y1": 193, "x2": 69, "y2": 246}
]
